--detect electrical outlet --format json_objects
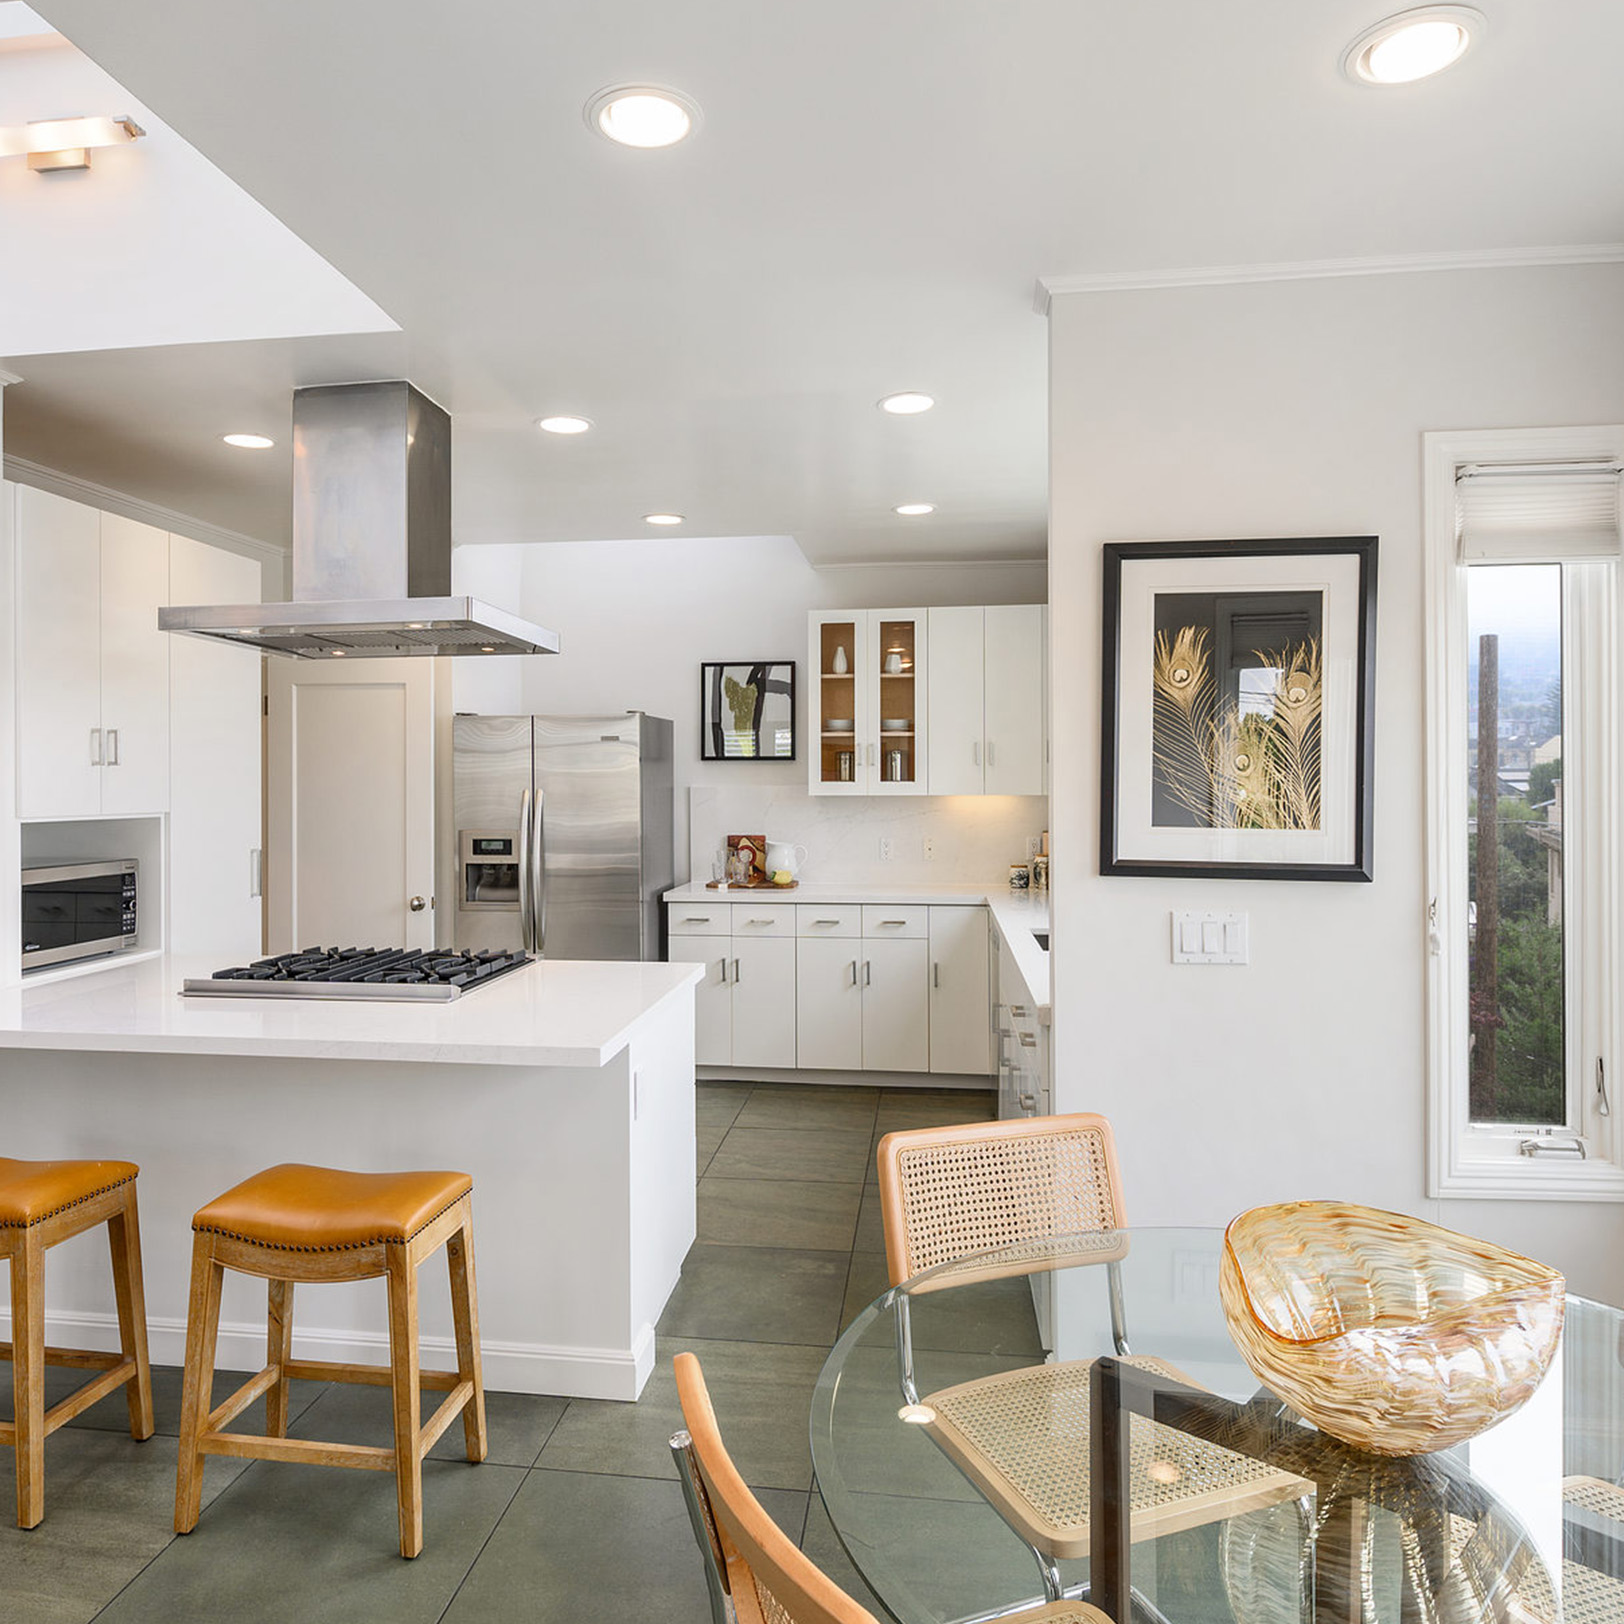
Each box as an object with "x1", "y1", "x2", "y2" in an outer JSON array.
[
  {"x1": 1026, "y1": 834, "x2": 1043, "y2": 859},
  {"x1": 922, "y1": 837, "x2": 936, "y2": 860},
  {"x1": 879, "y1": 838, "x2": 893, "y2": 860}
]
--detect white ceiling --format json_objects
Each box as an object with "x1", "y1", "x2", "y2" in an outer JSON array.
[{"x1": 5, "y1": 0, "x2": 1624, "y2": 563}]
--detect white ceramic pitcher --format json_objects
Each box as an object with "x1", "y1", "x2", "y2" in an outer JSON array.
[{"x1": 765, "y1": 839, "x2": 808, "y2": 878}]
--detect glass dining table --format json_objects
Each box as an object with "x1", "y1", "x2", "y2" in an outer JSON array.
[{"x1": 809, "y1": 1228, "x2": 1624, "y2": 1624}]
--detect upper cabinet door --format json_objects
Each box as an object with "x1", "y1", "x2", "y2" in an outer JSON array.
[
  {"x1": 15, "y1": 485, "x2": 102, "y2": 819},
  {"x1": 926, "y1": 606, "x2": 985, "y2": 795},
  {"x1": 868, "y1": 609, "x2": 928, "y2": 795},
  {"x1": 983, "y1": 604, "x2": 1045, "y2": 796},
  {"x1": 99, "y1": 513, "x2": 171, "y2": 816},
  {"x1": 810, "y1": 612, "x2": 869, "y2": 794}
]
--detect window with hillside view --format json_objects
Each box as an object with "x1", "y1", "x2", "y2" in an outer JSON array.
[{"x1": 1465, "y1": 564, "x2": 1564, "y2": 1127}]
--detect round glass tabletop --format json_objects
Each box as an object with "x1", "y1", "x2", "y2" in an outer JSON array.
[{"x1": 810, "y1": 1227, "x2": 1624, "y2": 1624}]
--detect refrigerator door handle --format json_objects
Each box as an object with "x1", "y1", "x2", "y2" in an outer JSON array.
[
  {"x1": 517, "y1": 788, "x2": 534, "y2": 951},
  {"x1": 532, "y1": 787, "x2": 548, "y2": 955}
]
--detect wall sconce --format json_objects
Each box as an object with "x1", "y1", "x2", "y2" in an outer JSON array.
[{"x1": 0, "y1": 115, "x2": 145, "y2": 173}]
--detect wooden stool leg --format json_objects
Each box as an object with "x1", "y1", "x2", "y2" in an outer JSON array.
[
  {"x1": 386, "y1": 1243, "x2": 424, "y2": 1559},
  {"x1": 106, "y1": 1186, "x2": 155, "y2": 1442},
  {"x1": 174, "y1": 1233, "x2": 225, "y2": 1535},
  {"x1": 266, "y1": 1279, "x2": 294, "y2": 1438},
  {"x1": 446, "y1": 1206, "x2": 487, "y2": 1464},
  {"x1": 11, "y1": 1230, "x2": 46, "y2": 1530}
]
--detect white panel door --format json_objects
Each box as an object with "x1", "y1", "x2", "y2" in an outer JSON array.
[
  {"x1": 795, "y1": 936, "x2": 863, "y2": 1070},
  {"x1": 266, "y1": 658, "x2": 438, "y2": 952},
  {"x1": 684, "y1": 936, "x2": 733, "y2": 1065},
  {"x1": 15, "y1": 485, "x2": 101, "y2": 818},
  {"x1": 928, "y1": 906, "x2": 993, "y2": 1075},
  {"x1": 984, "y1": 605, "x2": 1045, "y2": 796},
  {"x1": 731, "y1": 936, "x2": 797, "y2": 1069},
  {"x1": 926, "y1": 607, "x2": 985, "y2": 795},
  {"x1": 169, "y1": 537, "x2": 262, "y2": 958},
  {"x1": 99, "y1": 513, "x2": 171, "y2": 815},
  {"x1": 861, "y1": 936, "x2": 929, "y2": 1072}
]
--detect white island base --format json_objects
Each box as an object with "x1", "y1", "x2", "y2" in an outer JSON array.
[{"x1": 0, "y1": 955, "x2": 702, "y2": 1401}]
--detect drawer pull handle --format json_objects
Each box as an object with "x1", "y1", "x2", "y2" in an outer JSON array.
[
  {"x1": 933, "y1": 961, "x2": 940, "y2": 989},
  {"x1": 746, "y1": 918, "x2": 774, "y2": 926},
  {"x1": 812, "y1": 918, "x2": 841, "y2": 926},
  {"x1": 683, "y1": 916, "x2": 712, "y2": 923},
  {"x1": 733, "y1": 957, "x2": 741, "y2": 982},
  {"x1": 1009, "y1": 1003, "x2": 1030, "y2": 1018},
  {"x1": 718, "y1": 958, "x2": 729, "y2": 984},
  {"x1": 863, "y1": 960, "x2": 872, "y2": 986},
  {"x1": 877, "y1": 919, "x2": 906, "y2": 927},
  {"x1": 849, "y1": 960, "x2": 858, "y2": 986},
  {"x1": 1019, "y1": 1032, "x2": 1038, "y2": 1047}
]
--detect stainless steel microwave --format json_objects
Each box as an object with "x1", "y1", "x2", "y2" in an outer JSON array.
[{"x1": 21, "y1": 859, "x2": 139, "y2": 971}]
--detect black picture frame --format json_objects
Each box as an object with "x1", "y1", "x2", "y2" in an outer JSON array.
[
  {"x1": 700, "y1": 661, "x2": 797, "y2": 761},
  {"x1": 1100, "y1": 536, "x2": 1377, "y2": 881}
]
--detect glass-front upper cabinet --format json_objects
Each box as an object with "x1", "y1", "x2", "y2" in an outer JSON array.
[{"x1": 809, "y1": 609, "x2": 928, "y2": 795}]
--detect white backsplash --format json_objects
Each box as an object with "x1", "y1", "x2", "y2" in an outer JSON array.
[{"x1": 689, "y1": 786, "x2": 1047, "y2": 885}]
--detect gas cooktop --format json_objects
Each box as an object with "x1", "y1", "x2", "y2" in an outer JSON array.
[{"x1": 182, "y1": 947, "x2": 533, "y2": 1003}]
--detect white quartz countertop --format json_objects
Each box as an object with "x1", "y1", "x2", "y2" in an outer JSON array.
[
  {"x1": 0, "y1": 954, "x2": 703, "y2": 1068},
  {"x1": 663, "y1": 879, "x2": 1050, "y2": 1011}
]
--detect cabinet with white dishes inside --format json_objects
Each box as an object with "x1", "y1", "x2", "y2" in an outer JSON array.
[{"x1": 808, "y1": 610, "x2": 928, "y2": 795}]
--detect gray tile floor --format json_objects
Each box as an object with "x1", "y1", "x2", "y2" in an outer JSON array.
[{"x1": 0, "y1": 1080, "x2": 993, "y2": 1624}]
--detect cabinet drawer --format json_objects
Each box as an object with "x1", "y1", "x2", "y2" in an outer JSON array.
[
  {"x1": 731, "y1": 904, "x2": 796, "y2": 937},
  {"x1": 862, "y1": 904, "x2": 928, "y2": 939},
  {"x1": 797, "y1": 904, "x2": 862, "y2": 938},
  {"x1": 668, "y1": 902, "x2": 733, "y2": 935}
]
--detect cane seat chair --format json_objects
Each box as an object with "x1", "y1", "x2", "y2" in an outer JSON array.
[
  {"x1": 670, "y1": 1352, "x2": 1112, "y2": 1624},
  {"x1": 0, "y1": 1157, "x2": 154, "y2": 1527},
  {"x1": 875, "y1": 1114, "x2": 1310, "y2": 1600},
  {"x1": 173, "y1": 1163, "x2": 486, "y2": 1558}
]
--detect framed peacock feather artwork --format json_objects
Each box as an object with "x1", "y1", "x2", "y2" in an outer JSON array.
[
  {"x1": 1101, "y1": 537, "x2": 1377, "y2": 881},
  {"x1": 701, "y1": 661, "x2": 797, "y2": 761}
]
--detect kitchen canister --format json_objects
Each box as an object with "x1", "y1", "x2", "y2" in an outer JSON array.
[
  {"x1": 885, "y1": 749, "x2": 905, "y2": 782},
  {"x1": 1008, "y1": 863, "x2": 1031, "y2": 890},
  {"x1": 838, "y1": 750, "x2": 854, "y2": 781}
]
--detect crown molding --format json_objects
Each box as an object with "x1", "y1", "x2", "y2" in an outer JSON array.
[
  {"x1": 1035, "y1": 243, "x2": 1624, "y2": 312},
  {"x1": 815, "y1": 555, "x2": 1046, "y2": 571},
  {"x1": 2, "y1": 454, "x2": 285, "y2": 566}
]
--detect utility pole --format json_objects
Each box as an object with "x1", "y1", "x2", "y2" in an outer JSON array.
[{"x1": 1471, "y1": 633, "x2": 1500, "y2": 1118}]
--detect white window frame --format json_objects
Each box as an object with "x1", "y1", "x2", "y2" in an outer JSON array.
[{"x1": 1424, "y1": 426, "x2": 1624, "y2": 1201}]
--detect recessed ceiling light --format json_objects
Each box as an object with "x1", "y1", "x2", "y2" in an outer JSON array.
[
  {"x1": 586, "y1": 86, "x2": 700, "y2": 149},
  {"x1": 644, "y1": 513, "x2": 684, "y2": 526},
  {"x1": 894, "y1": 503, "x2": 935, "y2": 517},
  {"x1": 222, "y1": 433, "x2": 275, "y2": 449},
  {"x1": 879, "y1": 392, "x2": 934, "y2": 415},
  {"x1": 538, "y1": 415, "x2": 593, "y2": 435},
  {"x1": 1342, "y1": 7, "x2": 1483, "y2": 85}
]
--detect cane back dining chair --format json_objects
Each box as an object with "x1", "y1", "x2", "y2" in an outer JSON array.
[
  {"x1": 670, "y1": 1351, "x2": 1112, "y2": 1624},
  {"x1": 875, "y1": 1114, "x2": 1311, "y2": 1604}
]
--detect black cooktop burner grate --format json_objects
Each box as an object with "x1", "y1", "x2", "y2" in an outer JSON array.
[{"x1": 182, "y1": 947, "x2": 533, "y2": 1002}]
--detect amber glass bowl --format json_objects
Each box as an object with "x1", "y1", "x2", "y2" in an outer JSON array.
[{"x1": 1220, "y1": 1201, "x2": 1564, "y2": 1456}]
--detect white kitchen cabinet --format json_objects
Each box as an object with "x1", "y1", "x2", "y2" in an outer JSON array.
[
  {"x1": 928, "y1": 905, "x2": 993, "y2": 1075},
  {"x1": 99, "y1": 514, "x2": 172, "y2": 815},
  {"x1": 796, "y1": 935, "x2": 864, "y2": 1070},
  {"x1": 169, "y1": 536, "x2": 263, "y2": 957},
  {"x1": 861, "y1": 936, "x2": 930, "y2": 1071},
  {"x1": 14, "y1": 486, "x2": 170, "y2": 819},
  {"x1": 689, "y1": 937, "x2": 734, "y2": 1065},
  {"x1": 809, "y1": 609, "x2": 928, "y2": 795},
  {"x1": 15, "y1": 485, "x2": 102, "y2": 818},
  {"x1": 925, "y1": 604, "x2": 1044, "y2": 797},
  {"x1": 729, "y1": 936, "x2": 797, "y2": 1068}
]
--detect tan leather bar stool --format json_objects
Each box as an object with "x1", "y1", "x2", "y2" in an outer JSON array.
[
  {"x1": 0, "y1": 1157, "x2": 154, "y2": 1528},
  {"x1": 174, "y1": 1163, "x2": 486, "y2": 1558}
]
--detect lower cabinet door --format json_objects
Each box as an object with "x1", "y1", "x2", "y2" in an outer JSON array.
[
  {"x1": 684, "y1": 938, "x2": 734, "y2": 1065},
  {"x1": 928, "y1": 906, "x2": 993, "y2": 1075},
  {"x1": 795, "y1": 937, "x2": 864, "y2": 1070},
  {"x1": 861, "y1": 937, "x2": 929, "y2": 1072},
  {"x1": 731, "y1": 937, "x2": 797, "y2": 1069}
]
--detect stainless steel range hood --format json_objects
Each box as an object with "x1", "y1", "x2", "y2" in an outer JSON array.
[{"x1": 160, "y1": 381, "x2": 560, "y2": 659}]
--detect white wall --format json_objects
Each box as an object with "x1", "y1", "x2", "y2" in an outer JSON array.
[
  {"x1": 453, "y1": 533, "x2": 1047, "y2": 882},
  {"x1": 1048, "y1": 262, "x2": 1624, "y2": 1305}
]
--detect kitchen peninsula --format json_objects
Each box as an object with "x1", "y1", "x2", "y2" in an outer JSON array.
[{"x1": 0, "y1": 953, "x2": 701, "y2": 1401}]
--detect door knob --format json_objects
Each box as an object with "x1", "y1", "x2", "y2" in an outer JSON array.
[{"x1": 409, "y1": 895, "x2": 427, "y2": 912}]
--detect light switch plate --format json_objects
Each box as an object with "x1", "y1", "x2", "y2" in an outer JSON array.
[{"x1": 1171, "y1": 910, "x2": 1248, "y2": 965}]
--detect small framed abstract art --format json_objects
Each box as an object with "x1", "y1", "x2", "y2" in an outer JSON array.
[
  {"x1": 701, "y1": 661, "x2": 797, "y2": 761},
  {"x1": 1100, "y1": 536, "x2": 1377, "y2": 881}
]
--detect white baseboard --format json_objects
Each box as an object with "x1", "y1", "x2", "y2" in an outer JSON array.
[
  {"x1": 0, "y1": 1308, "x2": 656, "y2": 1404},
  {"x1": 697, "y1": 1065, "x2": 993, "y2": 1090}
]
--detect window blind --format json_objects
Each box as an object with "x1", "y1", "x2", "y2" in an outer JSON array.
[{"x1": 1456, "y1": 461, "x2": 1623, "y2": 562}]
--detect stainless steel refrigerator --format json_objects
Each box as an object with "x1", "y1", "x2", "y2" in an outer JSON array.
[{"x1": 452, "y1": 713, "x2": 673, "y2": 959}]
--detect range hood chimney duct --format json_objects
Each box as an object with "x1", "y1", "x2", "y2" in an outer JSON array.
[{"x1": 160, "y1": 380, "x2": 560, "y2": 659}]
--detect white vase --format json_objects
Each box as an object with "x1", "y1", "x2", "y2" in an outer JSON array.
[{"x1": 832, "y1": 645, "x2": 848, "y2": 674}]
